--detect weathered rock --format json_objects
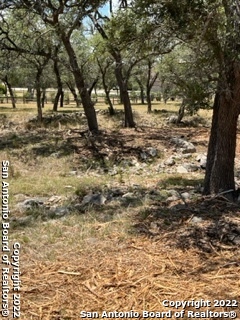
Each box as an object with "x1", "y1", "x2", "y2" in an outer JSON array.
[
  {"x1": 176, "y1": 165, "x2": 189, "y2": 173},
  {"x1": 196, "y1": 154, "x2": 207, "y2": 169},
  {"x1": 171, "y1": 137, "x2": 196, "y2": 154},
  {"x1": 181, "y1": 146, "x2": 196, "y2": 154},
  {"x1": 16, "y1": 197, "x2": 47, "y2": 212},
  {"x1": 51, "y1": 206, "x2": 70, "y2": 217},
  {"x1": 140, "y1": 152, "x2": 148, "y2": 160},
  {"x1": 183, "y1": 163, "x2": 199, "y2": 172},
  {"x1": 146, "y1": 147, "x2": 158, "y2": 157},
  {"x1": 164, "y1": 158, "x2": 176, "y2": 166},
  {"x1": 167, "y1": 189, "x2": 179, "y2": 197},
  {"x1": 191, "y1": 216, "x2": 203, "y2": 224},
  {"x1": 122, "y1": 192, "x2": 135, "y2": 198},
  {"x1": 82, "y1": 194, "x2": 107, "y2": 206},
  {"x1": 167, "y1": 115, "x2": 178, "y2": 124},
  {"x1": 166, "y1": 195, "x2": 179, "y2": 202},
  {"x1": 181, "y1": 192, "x2": 191, "y2": 200}
]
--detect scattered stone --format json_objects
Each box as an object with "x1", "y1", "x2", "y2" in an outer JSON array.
[
  {"x1": 140, "y1": 152, "x2": 148, "y2": 160},
  {"x1": 68, "y1": 171, "x2": 77, "y2": 176},
  {"x1": 167, "y1": 115, "x2": 178, "y2": 124},
  {"x1": 166, "y1": 195, "x2": 179, "y2": 202},
  {"x1": 191, "y1": 216, "x2": 203, "y2": 224},
  {"x1": 181, "y1": 192, "x2": 191, "y2": 200},
  {"x1": 164, "y1": 158, "x2": 175, "y2": 166},
  {"x1": 16, "y1": 197, "x2": 47, "y2": 212},
  {"x1": 11, "y1": 216, "x2": 33, "y2": 227},
  {"x1": 122, "y1": 192, "x2": 135, "y2": 199},
  {"x1": 196, "y1": 154, "x2": 207, "y2": 169},
  {"x1": 183, "y1": 163, "x2": 199, "y2": 172},
  {"x1": 176, "y1": 165, "x2": 189, "y2": 173},
  {"x1": 181, "y1": 146, "x2": 196, "y2": 154},
  {"x1": 48, "y1": 206, "x2": 70, "y2": 218},
  {"x1": 171, "y1": 137, "x2": 196, "y2": 154},
  {"x1": 82, "y1": 194, "x2": 107, "y2": 206},
  {"x1": 182, "y1": 153, "x2": 192, "y2": 159},
  {"x1": 50, "y1": 152, "x2": 60, "y2": 158},
  {"x1": 146, "y1": 147, "x2": 158, "y2": 157}
]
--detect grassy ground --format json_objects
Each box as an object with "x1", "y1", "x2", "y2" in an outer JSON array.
[{"x1": 0, "y1": 101, "x2": 239, "y2": 320}]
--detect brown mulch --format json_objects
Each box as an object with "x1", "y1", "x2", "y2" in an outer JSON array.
[{"x1": 18, "y1": 223, "x2": 240, "y2": 319}]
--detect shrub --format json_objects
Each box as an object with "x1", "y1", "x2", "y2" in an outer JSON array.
[{"x1": 0, "y1": 83, "x2": 7, "y2": 95}]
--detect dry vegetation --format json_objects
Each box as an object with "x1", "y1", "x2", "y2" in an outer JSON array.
[{"x1": 0, "y1": 101, "x2": 239, "y2": 320}]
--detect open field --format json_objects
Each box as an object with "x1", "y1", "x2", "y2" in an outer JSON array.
[{"x1": 0, "y1": 101, "x2": 239, "y2": 320}]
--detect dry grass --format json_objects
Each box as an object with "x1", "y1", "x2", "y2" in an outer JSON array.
[{"x1": 1, "y1": 101, "x2": 239, "y2": 320}]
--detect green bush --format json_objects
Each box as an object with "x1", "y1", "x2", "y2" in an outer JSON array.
[{"x1": 0, "y1": 83, "x2": 7, "y2": 95}]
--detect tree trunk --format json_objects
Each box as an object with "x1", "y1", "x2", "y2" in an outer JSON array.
[
  {"x1": 135, "y1": 77, "x2": 145, "y2": 104},
  {"x1": 3, "y1": 76, "x2": 16, "y2": 109},
  {"x1": 176, "y1": 99, "x2": 186, "y2": 123},
  {"x1": 88, "y1": 77, "x2": 99, "y2": 97},
  {"x1": 66, "y1": 82, "x2": 81, "y2": 107},
  {"x1": 41, "y1": 89, "x2": 46, "y2": 108},
  {"x1": 53, "y1": 90, "x2": 61, "y2": 112},
  {"x1": 146, "y1": 61, "x2": 159, "y2": 113},
  {"x1": 36, "y1": 87, "x2": 42, "y2": 123},
  {"x1": 35, "y1": 70, "x2": 43, "y2": 123},
  {"x1": 61, "y1": 35, "x2": 98, "y2": 131},
  {"x1": 114, "y1": 57, "x2": 135, "y2": 127},
  {"x1": 101, "y1": 71, "x2": 115, "y2": 115},
  {"x1": 53, "y1": 59, "x2": 64, "y2": 111},
  {"x1": 60, "y1": 91, "x2": 64, "y2": 108},
  {"x1": 203, "y1": 63, "x2": 240, "y2": 195},
  {"x1": 146, "y1": 89, "x2": 152, "y2": 113},
  {"x1": 106, "y1": 90, "x2": 115, "y2": 115}
]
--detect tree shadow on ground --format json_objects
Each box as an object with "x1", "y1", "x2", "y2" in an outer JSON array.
[{"x1": 133, "y1": 195, "x2": 240, "y2": 254}]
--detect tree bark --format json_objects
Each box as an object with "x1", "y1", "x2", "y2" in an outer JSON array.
[
  {"x1": 105, "y1": 89, "x2": 115, "y2": 115},
  {"x1": 203, "y1": 63, "x2": 240, "y2": 195},
  {"x1": 135, "y1": 77, "x2": 145, "y2": 104},
  {"x1": 146, "y1": 61, "x2": 159, "y2": 113},
  {"x1": 146, "y1": 88, "x2": 152, "y2": 113},
  {"x1": 3, "y1": 76, "x2": 16, "y2": 109},
  {"x1": 176, "y1": 99, "x2": 186, "y2": 123},
  {"x1": 41, "y1": 89, "x2": 46, "y2": 108},
  {"x1": 35, "y1": 68, "x2": 43, "y2": 122},
  {"x1": 66, "y1": 82, "x2": 81, "y2": 107},
  {"x1": 53, "y1": 59, "x2": 64, "y2": 111},
  {"x1": 61, "y1": 35, "x2": 98, "y2": 131},
  {"x1": 114, "y1": 55, "x2": 135, "y2": 127}
]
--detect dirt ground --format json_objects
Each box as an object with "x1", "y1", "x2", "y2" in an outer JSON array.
[{"x1": 0, "y1": 103, "x2": 239, "y2": 319}]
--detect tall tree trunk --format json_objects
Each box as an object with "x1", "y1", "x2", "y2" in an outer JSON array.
[
  {"x1": 35, "y1": 69, "x2": 43, "y2": 123},
  {"x1": 53, "y1": 90, "x2": 61, "y2": 112},
  {"x1": 60, "y1": 91, "x2": 64, "y2": 108},
  {"x1": 36, "y1": 88, "x2": 42, "y2": 123},
  {"x1": 176, "y1": 99, "x2": 186, "y2": 123},
  {"x1": 3, "y1": 76, "x2": 16, "y2": 109},
  {"x1": 135, "y1": 77, "x2": 145, "y2": 104},
  {"x1": 53, "y1": 59, "x2": 64, "y2": 112},
  {"x1": 101, "y1": 68, "x2": 115, "y2": 115},
  {"x1": 146, "y1": 61, "x2": 159, "y2": 114},
  {"x1": 41, "y1": 89, "x2": 46, "y2": 108},
  {"x1": 88, "y1": 77, "x2": 99, "y2": 97},
  {"x1": 146, "y1": 88, "x2": 152, "y2": 113},
  {"x1": 66, "y1": 82, "x2": 80, "y2": 107},
  {"x1": 203, "y1": 63, "x2": 240, "y2": 195},
  {"x1": 114, "y1": 56, "x2": 135, "y2": 127},
  {"x1": 203, "y1": 91, "x2": 220, "y2": 195},
  {"x1": 105, "y1": 89, "x2": 115, "y2": 115},
  {"x1": 61, "y1": 35, "x2": 98, "y2": 131}
]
